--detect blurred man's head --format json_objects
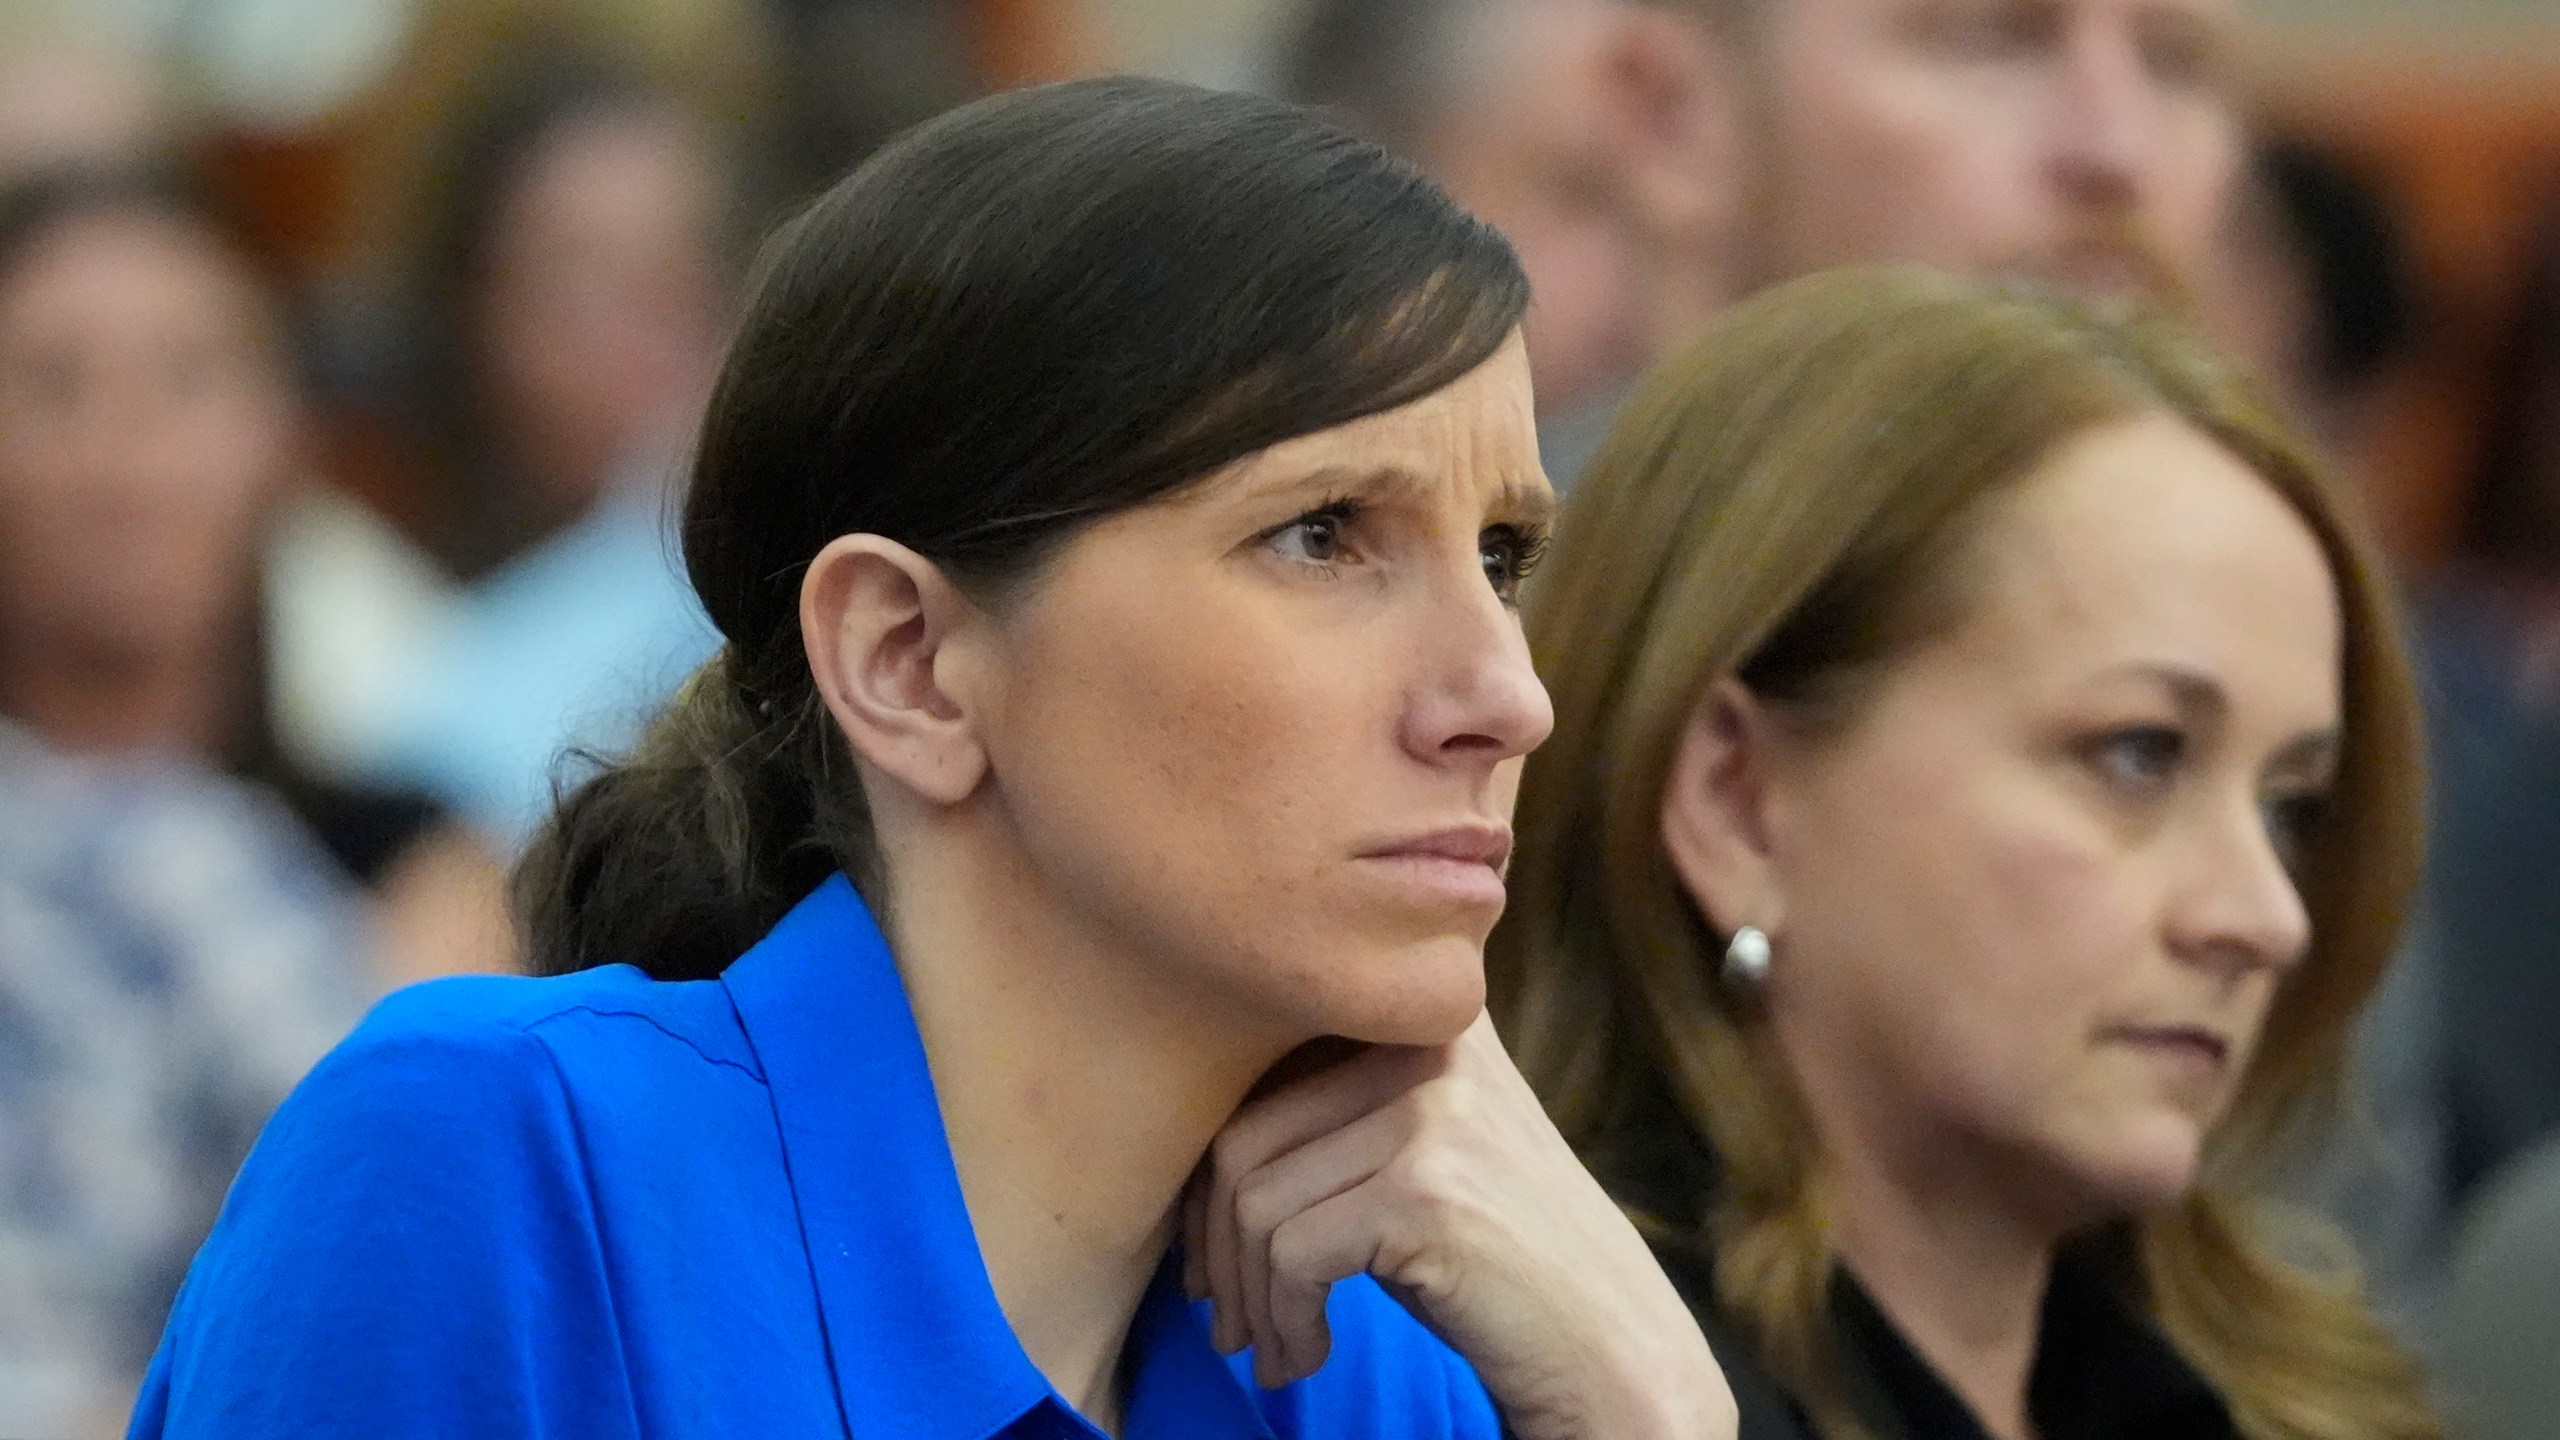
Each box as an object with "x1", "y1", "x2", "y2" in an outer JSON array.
[
  {"x1": 1701, "y1": 0, "x2": 2242, "y2": 304},
  {"x1": 1281, "y1": 0, "x2": 1731, "y2": 420},
  {"x1": 1282, "y1": 0, "x2": 2243, "y2": 426}
]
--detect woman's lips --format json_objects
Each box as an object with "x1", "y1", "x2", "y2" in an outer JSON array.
[
  {"x1": 1357, "y1": 825, "x2": 1513, "y2": 908},
  {"x1": 2108, "y1": 1023, "x2": 2232, "y2": 1075}
]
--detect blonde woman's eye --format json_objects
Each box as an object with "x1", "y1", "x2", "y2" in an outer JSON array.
[
  {"x1": 2262, "y1": 790, "x2": 2330, "y2": 873},
  {"x1": 2090, "y1": 725, "x2": 2185, "y2": 790}
]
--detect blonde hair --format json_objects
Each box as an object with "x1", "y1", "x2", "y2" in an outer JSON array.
[{"x1": 1489, "y1": 266, "x2": 2435, "y2": 1440}]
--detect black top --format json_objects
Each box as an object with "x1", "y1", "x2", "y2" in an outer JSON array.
[
  {"x1": 1604, "y1": 1085, "x2": 2239, "y2": 1440},
  {"x1": 1827, "y1": 1244, "x2": 2238, "y2": 1440}
]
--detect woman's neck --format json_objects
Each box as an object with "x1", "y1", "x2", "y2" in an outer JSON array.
[
  {"x1": 1828, "y1": 1139, "x2": 2061, "y2": 1440},
  {"x1": 883, "y1": 829, "x2": 1298, "y2": 1434},
  {"x1": 4, "y1": 632, "x2": 236, "y2": 761}
]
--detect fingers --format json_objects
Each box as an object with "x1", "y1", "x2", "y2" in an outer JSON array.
[
  {"x1": 1256, "y1": 1181, "x2": 1389, "y2": 1387},
  {"x1": 1228, "y1": 1102, "x2": 1415, "y2": 1382},
  {"x1": 1203, "y1": 1042, "x2": 1442, "y2": 1352}
]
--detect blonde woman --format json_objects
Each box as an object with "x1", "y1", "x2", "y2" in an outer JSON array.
[{"x1": 1492, "y1": 267, "x2": 2436, "y2": 1440}]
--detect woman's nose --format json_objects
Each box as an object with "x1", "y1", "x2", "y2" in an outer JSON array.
[
  {"x1": 2169, "y1": 800, "x2": 2314, "y2": 982},
  {"x1": 1399, "y1": 578, "x2": 1555, "y2": 769}
]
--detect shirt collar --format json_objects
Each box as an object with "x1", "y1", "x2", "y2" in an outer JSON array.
[{"x1": 719, "y1": 874, "x2": 1272, "y2": 1440}]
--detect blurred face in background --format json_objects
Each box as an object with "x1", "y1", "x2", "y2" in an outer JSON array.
[
  {"x1": 475, "y1": 105, "x2": 728, "y2": 515},
  {"x1": 0, "y1": 207, "x2": 296, "y2": 669},
  {"x1": 1743, "y1": 0, "x2": 2243, "y2": 303},
  {"x1": 1688, "y1": 414, "x2": 2338, "y2": 1228},
  {"x1": 1422, "y1": 0, "x2": 1730, "y2": 419}
]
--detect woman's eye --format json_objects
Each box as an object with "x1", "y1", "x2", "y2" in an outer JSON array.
[
  {"x1": 2261, "y1": 790, "x2": 2330, "y2": 874},
  {"x1": 1480, "y1": 525, "x2": 1549, "y2": 604},
  {"x1": 1266, "y1": 505, "x2": 1354, "y2": 567},
  {"x1": 2089, "y1": 725, "x2": 2185, "y2": 791}
]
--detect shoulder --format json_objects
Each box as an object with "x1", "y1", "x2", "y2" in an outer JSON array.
[
  {"x1": 139, "y1": 974, "x2": 740, "y2": 1436},
  {"x1": 229, "y1": 965, "x2": 762, "y2": 1206},
  {"x1": 1245, "y1": 1275, "x2": 1501, "y2": 1438},
  {"x1": 354, "y1": 964, "x2": 757, "y2": 1077}
]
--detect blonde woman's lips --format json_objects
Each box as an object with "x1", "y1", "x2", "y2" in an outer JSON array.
[{"x1": 2107, "y1": 1023, "x2": 2231, "y2": 1075}]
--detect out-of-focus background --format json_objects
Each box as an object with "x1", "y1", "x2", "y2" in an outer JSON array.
[{"x1": 3, "y1": 0, "x2": 2560, "y2": 1435}]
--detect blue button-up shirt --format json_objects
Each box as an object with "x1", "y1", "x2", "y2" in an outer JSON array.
[{"x1": 129, "y1": 875, "x2": 1503, "y2": 1438}]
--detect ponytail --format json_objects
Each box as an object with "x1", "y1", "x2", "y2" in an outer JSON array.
[{"x1": 513, "y1": 649, "x2": 874, "y2": 979}]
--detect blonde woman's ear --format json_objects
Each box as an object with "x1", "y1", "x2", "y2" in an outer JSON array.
[{"x1": 1659, "y1": 676, "x2": 1788, "y2": 941}]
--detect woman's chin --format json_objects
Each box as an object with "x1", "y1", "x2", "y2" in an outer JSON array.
[
  {"x1": 1315, "y1": 936, "x2": 1488, "y2": 1048},
  {"x1": 2066, "y1": 1112, "x2": 2209, "y2": 1215}
]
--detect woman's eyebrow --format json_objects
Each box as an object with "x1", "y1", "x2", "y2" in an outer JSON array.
[
  {"x1": 2086, "y1": 660, "x2": 2228, "y2": 724},
  {"x1": 1245, "y1": 461, "x2": 1557, "y2": 528}
]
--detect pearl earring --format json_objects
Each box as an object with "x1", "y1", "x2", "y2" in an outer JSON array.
[{"x1": 1721, "y1": 925, "x2": 1772, "y2": 989}]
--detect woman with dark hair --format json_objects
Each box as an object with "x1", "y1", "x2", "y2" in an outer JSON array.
[
  {"x1": 316, "y1": 50, "x2": 736, "y2": 848},
  {"x1": 132, "y1": 78, "x2": 1736, "y2": 1438}
]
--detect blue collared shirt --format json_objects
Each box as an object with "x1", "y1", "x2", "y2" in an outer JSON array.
[{"x1": 128, "y1": 875, "x2": 1503, "y2": 1438}]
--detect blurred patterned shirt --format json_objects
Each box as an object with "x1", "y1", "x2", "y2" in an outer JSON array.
[{"x1": 0, "y1": 724, "x2": 370, "y2": 1438}]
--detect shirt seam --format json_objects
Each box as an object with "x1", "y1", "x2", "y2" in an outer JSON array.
[{"x1": 516, "y1": 1002, "x2": 767, "y2": 1081}]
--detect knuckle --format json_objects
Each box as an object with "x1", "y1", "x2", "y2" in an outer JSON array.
[
  {"x1": 1233, "y1": 1174, "x2": 1290, "y2": 1239},
  {"x1": 1266, "y1": 1217, "x2": 1325, "y2": 1282},
  {"x1": 1407, "y1": 1075, "x2": 1476, "y2": 1133},
  {"x1": 1383, "y1": 1149, "x2": 1471, "y2": 1221}
]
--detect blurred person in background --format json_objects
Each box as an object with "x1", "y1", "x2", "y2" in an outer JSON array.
[
  {"x1": 2415, "y1": 197, "x2": 2560, "y2": 1215},
  {"x1": 1277, "y1": 0, "x2": 1735, "y2": 442},
  {"x1": 1692, "y1": 0, "x2": 2240, "y2": 304},
  {"x1": 1493, "y1": 268, "x2": 2438, "y2": 1440},
  {"x1": 0, "y1": 724, "x2": 370, "y2": 1440},
  {"x1": 2207, "y1": 137, "x2": 2417, "y2": 466},
  {"x1": 287, "y1": 52, "x2": 731, "y2": 850},
  {"x1": 0, "y1": 27, "x2": 426, "y2": 1437},
  {"x1": 0, "y1": 167, "x2": 514, "y2": 986},
  {"x1": 0, "y1": 16, "x2": 178, "y2": 179},
  {"x1": 1282, "y1": 0, "x2": 2248, "y2": 482},
  {"x1": 395, "y1": 54, "x2": 733, "y2": 582},
  {"x1": 2430, "y1": 199, "x2": 2560, "y2": 756}
]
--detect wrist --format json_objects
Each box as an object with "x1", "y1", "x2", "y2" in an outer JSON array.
[{"x1": 1588, "y1": 1321, "x2": 1737, "y2": 1440}]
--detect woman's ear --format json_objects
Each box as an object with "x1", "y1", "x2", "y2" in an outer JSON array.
[
  {"x1": 1604, "y1": 5, "x2": 1744, "y2": 332},
  {"x1": 800, "y1": 534, "x2": 990, "y2": 807},
  {"x1": 1659, "y1": 677, "x2": 1788, "y2": 938}
]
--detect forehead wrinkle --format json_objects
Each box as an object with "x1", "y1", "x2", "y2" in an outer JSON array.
[{"x1": 1226, "y1": 452, "x2": 1552, "y2": 526}]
